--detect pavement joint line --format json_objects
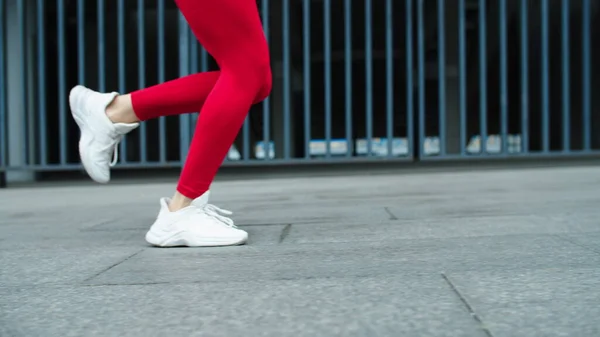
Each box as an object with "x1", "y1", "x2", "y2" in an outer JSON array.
[
  {"x1": 238, "y1": 223, "x2": 289, "y2": 228},
  {"x1": 85, "y1": 228, "x2": 145, "y2": 233},
  {"x1": 278, "y1": 224, "x2": 292, "y2": 243},
  {"x1": 383, "y1": 207, "x2": 398, "y2": 220},
  {"x1": 82, "y1": 248, "x2": 145, "y2": 283},
  {"x1": 553, "y1": 234, "x2": 600, "y2": 255},
  {"x1": 81, "y1": 273, "x2": 384, "y2": 288},
  {"x1": 80, "y1": 218, "x2": 115, "y2": 231},
  {"x1": 83, "y1": 281, "x2": 171, "y2": 287},
  {"x1": 441, "y1": 272, "x2": 495, "y2": 337}
]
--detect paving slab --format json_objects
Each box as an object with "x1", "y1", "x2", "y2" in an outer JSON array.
[
  {"x1": 0, "y1": 276, "x2": 484, "y2": 337},
  {"x1": 282, "y1": 214, "x2": 595, "y2": 244},
  {"x1": 1, "y1": 165, "x2": 600, "y2": 336},
  {"x1": 447, "y1": 268, "x2": 600, "y2": 337},
  {"x1": 0, "y1": 247, "x2": 142, "y2": 287},
  {"x1": 82, "y1": 233, "x2": 600, "y2": 286},
  {"x1": 557, "y1": 232, "x2": 600, "y2": 254}
]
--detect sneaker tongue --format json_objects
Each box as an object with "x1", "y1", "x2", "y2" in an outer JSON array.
[
  {"x1": 191, "y1": 191, "x2": 211, "y2": 207},
  {"x1": 113, "y1": 123, "x2": 139, "y2": 135}
]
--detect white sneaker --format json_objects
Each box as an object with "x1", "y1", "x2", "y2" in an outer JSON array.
[
  {"x1": 145, "y1": 191, "x2": 248, "y2": 247},
  {"x1": 69, "y1": 85, "x2": 139, "y2": 184}
]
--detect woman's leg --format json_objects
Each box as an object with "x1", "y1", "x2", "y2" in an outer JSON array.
[
  {"x1": 70, "y1": 0, "x2": 270, "y2": 190},
  {"x1": 170, "y1": 0, "x2": 272, "y2": 204},
  {"x1": 106, "y1": 71, "x2": 221, "y2": 123},
  {"x1": 143, "y1": 0, "x2": 271, "y2": 247},
  {"x1": 106, "y1": 69, "x2": 268, "y2": 124},
  {"x1": 70, "y1": 0, "x2": 270, "y2": 247},
  {"x1": 107, "y1": 3, "x2": 272, "y2": 124}
]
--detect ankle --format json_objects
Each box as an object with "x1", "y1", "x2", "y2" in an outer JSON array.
[
  {"x1": 105, "y1": 94, "x2": 139, "y2": 124},
  {"x1": 169, "y1": 192, "x2": 193, "y2": 212}
]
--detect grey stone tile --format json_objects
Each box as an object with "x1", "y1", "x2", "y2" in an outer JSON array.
[
  {"x1": 282, "y1": 215, "x2": 594, "y2": 244},
  {"x1": 558, "y1": 232, "x2": 600, "y2": 253},
  {"x1": 0, "y1": 248, "x2": 142, "y2": 287},
  {"x1": 243, "y1": 224, "x2": 289, "y2": 246},
  {"x1": 233, "y1": 201, "x2": 390, "y2": 227},
  {"x1": 2, "y1": 165, "x2": 600, "y2": 336},
  {"x1": 0, "y1": 276, "x2": 483, "y2": 337},
  {"x1": 0, "y1": 225, "x2": 144, "y2": 250},
  {"x1": 474, "y1": 303, "x2": 600, "y2": 337},
  {"x1": 446, "y1": 268, "x2": 600, "y2": 337},
  {"x1": 86, "y1": 234, "x2": 599, "y2": 286},
  {"x1": 448, "y1": 267, "x2": 600, "y2": 305}
]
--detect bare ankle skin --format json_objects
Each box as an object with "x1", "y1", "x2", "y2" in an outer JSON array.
[
  {"x1": 169, "y1": 191, "x2": 193, "y2": 212},
  {"x1": 105, "y1": 94, "x2": 140, "y2": 124}
]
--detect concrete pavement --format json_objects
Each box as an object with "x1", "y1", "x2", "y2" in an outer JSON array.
[{"x1": 1, "y1": 166, "x2": 599, "y2": 336}]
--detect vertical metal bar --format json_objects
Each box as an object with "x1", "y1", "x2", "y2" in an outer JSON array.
[
  {"x1": 283, "y1": 0, "x2": 291, "y2": 159},
  {"x1": 188, "y1": 34, "x2": 196, "y2": 74},
  {"x1": 37, "y1": 0, "x2": 47, "y2": 165},
  {"x1": 385, "y1": 0, "x2": 393, "y2": 157},
  {"x1": 189, "y1": 33, "x2": 198, "y2": 80},
  {"x1": 499, "y1": 0, "x2": 508, "y2": 154},
  {"x1": 117, "y1": 0, "x2": 128, "y2": 163},
  {"x1": 138, "y1": 0, "x2": 147, "y2": 162},
  {"x1": 561, "y1": 0, "x2": 569, "y2": 152},
  {"x1": 178, "y1": 13, "x2": 190, "y2": 164},
  {"x1": 458, "y1": 0, "x2": 467, "y2": 156},
  {"x1": 521, "y1": 0, "x2": 529, "y2": 153},
  {"x1": 57, "y1": 0, "x2": 66, "y2": 164},
  {"x1": 241, "y1": 122, "x2": 249, "y2": 161},
  {"x1": 189, "y1": 29, "x2": 197, "y2": 128},
  {"x1": 582, "y1": 0, "x2": 591, "y2": 151},
  {"x1": 241, "y1": 21, "x2": 250, "y2": 163},
  {"x1": 158, "y1": 0, "x2": 167, "y2": 162},
  {"x1": 98, "y1": 0, "x2": 106, "y2": 92},
  {"x1": 18, "y1": 0, "x2": 28, "y2": 166},
  {"x1": 479, "y1": 0, "x2": 487, "y2": 154},
  {"x1": 0, "y1": 0, "x2": 5, "y2": 166},
  {"x1": 77, "y1": 0, "x2": 85, "y2": 85},
  {"x1": 344, "y1": 0, "x2": 352, "y2": 157},
  {"x1": 201, "y1": 48, "x2": 208, "y2": 72},
  {"x1": 541, "y1": 0, "x2": 549, "y2": 152},
  {"x1": 188, "y1": 32, "x2": 198, "y2": 127},
  {"x1": 236, "y1": 115, "x2": 247, "y2": 161},
  {"x1": 437, "y1": 0, "x2": 446, "y2": 156},
  {"x1": 406, "y1": 0, "x2": 414, "y2": 157},
  {"x1": 417, "y1": 0, "x2": 425, "y2": 156},
  {"x1": 241, "y1": 117, "x2": 250, "y2": 161},
  {"x1": 305, "y1": 0, "x2": 312, "y2": 158},
  {"x1": 324, "y1": 0, "x2": 332, "y2": 157},
  {"x1": 262, "y1": 0, "x2": 271, "y2": 160},
  {"x1": 365, "y1": 0, "x2": 373, "y2": 155}
]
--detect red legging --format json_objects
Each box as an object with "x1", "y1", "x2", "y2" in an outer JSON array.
[{"x1": 130, "y1": 0, "x2": 272, "y2": 199}]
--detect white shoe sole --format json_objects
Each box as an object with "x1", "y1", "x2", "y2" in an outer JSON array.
[{"x1": 145, "y1": 229, "x2": 248, "y2": 248}]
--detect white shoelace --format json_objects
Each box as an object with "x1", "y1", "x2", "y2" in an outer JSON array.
[
  {"x1": 108, "y1": 135, "x2": 125, "y2": 167},
  {"x1": 199, "y1": 204, "x2": 237, "y2": 228},
  {"x1": 109, "y1": 142, "x2": 120, "y2": 167}
]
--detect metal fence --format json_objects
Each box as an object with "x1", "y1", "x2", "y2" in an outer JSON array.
[{"x1": 1, "y1": 0, "x2": 600, "y2": 181}]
